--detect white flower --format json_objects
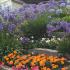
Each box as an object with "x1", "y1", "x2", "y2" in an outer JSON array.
[
  {"x1": 51, "y1": 38, "x2": 55, "y2": 41},
  {"x1": 41, "y1": 38, "x2": 46, "y2": 41},
  {"x1": 6, "y1": 33, "x2": 9, "y2": 36},
  {"x1": 31, "y1": 36, "x2": 34, "y2": 39},
  {"x1": 20, "y1": 37, "x2": 23, "y2": 40},
  {"x1": 31, "y1": 40, "x2": 34, "y2": 43},
  {"x1": 17, "y1": 38, "x2": 19, "y2": 41},
  {"x1": 52, "y1": 36, "x2": 56, "y2": 38},
  {"x1": 57, "y1": 38, "x2": 61, "y2": 41},
  {"x1": 46, "y1": 39, "x2": 50, "y2": 43}
]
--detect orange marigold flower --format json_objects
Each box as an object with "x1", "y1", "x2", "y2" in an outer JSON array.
[
  {"x1": 13, "y1": 51, "x2": 17, "y2": 54},
  {"x1": 16, "y1": 55, "x2": 20, "y2": 59},
  {"x1": 5, "y1": 57, "x2": 9, "y2": 61},
  {"x1": 61, "y1": 68, "x2": 66, "y2": 70},
  {"x1": 8, "y1": 53, "x2": 13, "y2": 57},
  {"x1": 9, "y1": 61, "x2": 13, "y2": 65},
  {"x1": 47, "y1": 68, "x2": 51, "y2": 70}
]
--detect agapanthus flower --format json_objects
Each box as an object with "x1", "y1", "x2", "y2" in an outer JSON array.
[
  {"x1": 47, "y1": 25, "x2": 56, "y2": 32},
  {"x1": 8, "y1": 24, "x2": 16, "y2": 32},
  {"x1": 0, "y1": 23, "x2": 3, "y2": 31},
  {"x1": 47, "y1": 21, "x2": 70, "y2": 33},
  {"x1": 60, "y1": 2, "x2": 66, "y2": 7},
  {"x1": 20, "y1": 37, "x2": 30, "y2": 44}
]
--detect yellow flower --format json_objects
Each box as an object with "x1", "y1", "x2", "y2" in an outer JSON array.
[
  {"x1": 5, "y1": 57, "x2": 9, "y2": 61},
  {"x1": 13, "y1": 50, "x2": 17, "y2": 54},
  {"x1": 4, "y1": 56, "x2": 7, "y2": 59},
  {"x1": 61, "y1": 61, "x2": 64, "y2": 65}
]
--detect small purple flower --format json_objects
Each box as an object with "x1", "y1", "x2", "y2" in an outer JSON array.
[
  {"x1": 0, "y1": 23, "x2": 3, "y2": 31},
  {"x1": 60, "y1": 2, "x2": 66, "y2": 7},
  {"x1": 8, "y1": 24, "x2": 16, "y2": 32},
  {"x1": 47, "y1": 25, "x2": 56, "y2": 32},
  {"x1": 20, "y1": 37, "x2": 30, "y2": 44}
]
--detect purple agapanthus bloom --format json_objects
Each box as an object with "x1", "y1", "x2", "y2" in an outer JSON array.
[
  {"x1": 47, "y1": 21, "x2": 70, "y2": 33},
  {"x1": 20, "y1": 37, "x2": 30, "y2": 44},
  {"x1": 47, "y1": 25, "x2": 56, "y2": 32},
  {"x1": 60, "y1": 2, "x2": 66, "y2": 7},
  {"x1": 0, "y1": 23, "x2": 3, "y2": 31},
  {"x1": 8, "y1": 24, "x2": 16, "y2": 32}
]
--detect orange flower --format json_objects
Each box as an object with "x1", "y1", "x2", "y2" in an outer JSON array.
[
  {"x1": 61, "y1": 57, "x2": 65, "y2": 61},
  {"x1": 16, "y1": 65, "x2": 21, "y2": 68},
  {"x1": 31, "y1": 62, "x2": 35, "y2": 67},
  {"x1": 13, "y1": 50, "x2": 17, "y2": 54},
  {"x1": 47, "y1": 68, "x2": 51, "y2": 70},
  {"x1": 21, "y1": 61, "x2": 26, "y2": 65},
  {"x1": 16, "y1": 55, "x2": 20, "y2": 59},
  {"x1": 52, "y1": 64, "x2": 58, "y2": 69},
  {"x1": 42, "y1": 67, "x2": 47, "y2": 70},
  {"x1": 9, "y1": 61, "x2": 13, "y2": 65},
  {"x1": 11, "y1": 55, "x2": 15, "y2": 58},
  {"x1": 39, "y1": 61, "x2": 45, "y2": 66},
  {"x1": 18, "y1": 63, "x2": 23, "y2": 67},
  {"x1": 4, "y1": 56, "x2": 7, "y2": 59},
  {"x1": 8, "y1": 53, "x2": 13, "y2": 57},
  {"x1": 61, "y1": 68, "x2": 66, "y2": 70},
  {"x1": 61, "y1": 61, "x2": 64, "y2": 65},
  {"x1": 5, "y1": 57, "x2": 9, "y2": 61},
  {"x1": 27, "y1": 54, "x2": 31, "y2": 57}
]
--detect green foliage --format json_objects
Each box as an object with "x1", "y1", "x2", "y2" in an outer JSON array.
[
  {"x1": 62, "y1": 15, "x2": 70, "y2": 22},
  {"x1": 58, "y1": 37, "x2": 70, "y2": 54},
  {"x1": 0, "y1": 30, "x2": 22, "y2": 61},
  {"x1": 21, "y1": 14, "x2": 49, "y2": 39}
]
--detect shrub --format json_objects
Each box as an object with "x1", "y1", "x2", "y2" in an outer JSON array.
[
  {"x1": 21, "y1": 13, "x2": 49, "y2": 39},
  {"x1": 58, "y1": 37, "x2": 70, "y2": 55}
]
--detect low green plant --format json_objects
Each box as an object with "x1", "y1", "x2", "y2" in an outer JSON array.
[
  {"x1": 62, "y1": 15, "x2": 70, "y2": 22},
  {"x1": 21, "y1": 13, "x2": 49, "y2": 39},
  {"x1": 58, "y1": 37, "x2": 70, "y2": 55},
  {"x1": 0, "y1": 30, "x2": 22, "y2": 61}
]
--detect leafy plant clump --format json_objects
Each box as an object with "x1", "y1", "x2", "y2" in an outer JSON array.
[
  {"x1": 21, "y1": 14, "x2": 49, "y2": 39},
  {"x1": 58, "y1": 37, "x2": 70, "y2": 55}
]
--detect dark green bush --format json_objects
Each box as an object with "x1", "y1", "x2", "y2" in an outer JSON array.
[
  {"x1": 58, "y1": 37, "x2": 70, "y2": 55},
  {"x1": 21, "y1": 14, "x2": 49, "y2": 39}
]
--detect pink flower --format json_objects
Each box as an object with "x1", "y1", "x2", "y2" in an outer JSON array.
[
  {"x1": 12, "y1": 66, "x2": 17, "y2": 70},
  {"x1": 0, "y1": 62, "x2": 3, "y2": 69},
  {"x1": 31, "y1": 66, "x2": 39, "y2": 70}
]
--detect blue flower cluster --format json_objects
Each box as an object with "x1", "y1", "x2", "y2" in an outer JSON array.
[
  {"x1": 47, "y1": 21, "x2": 70, "y2": 33},
  {"x1": 0, "y1": 0, "x2": 68, "y2": 24}
]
